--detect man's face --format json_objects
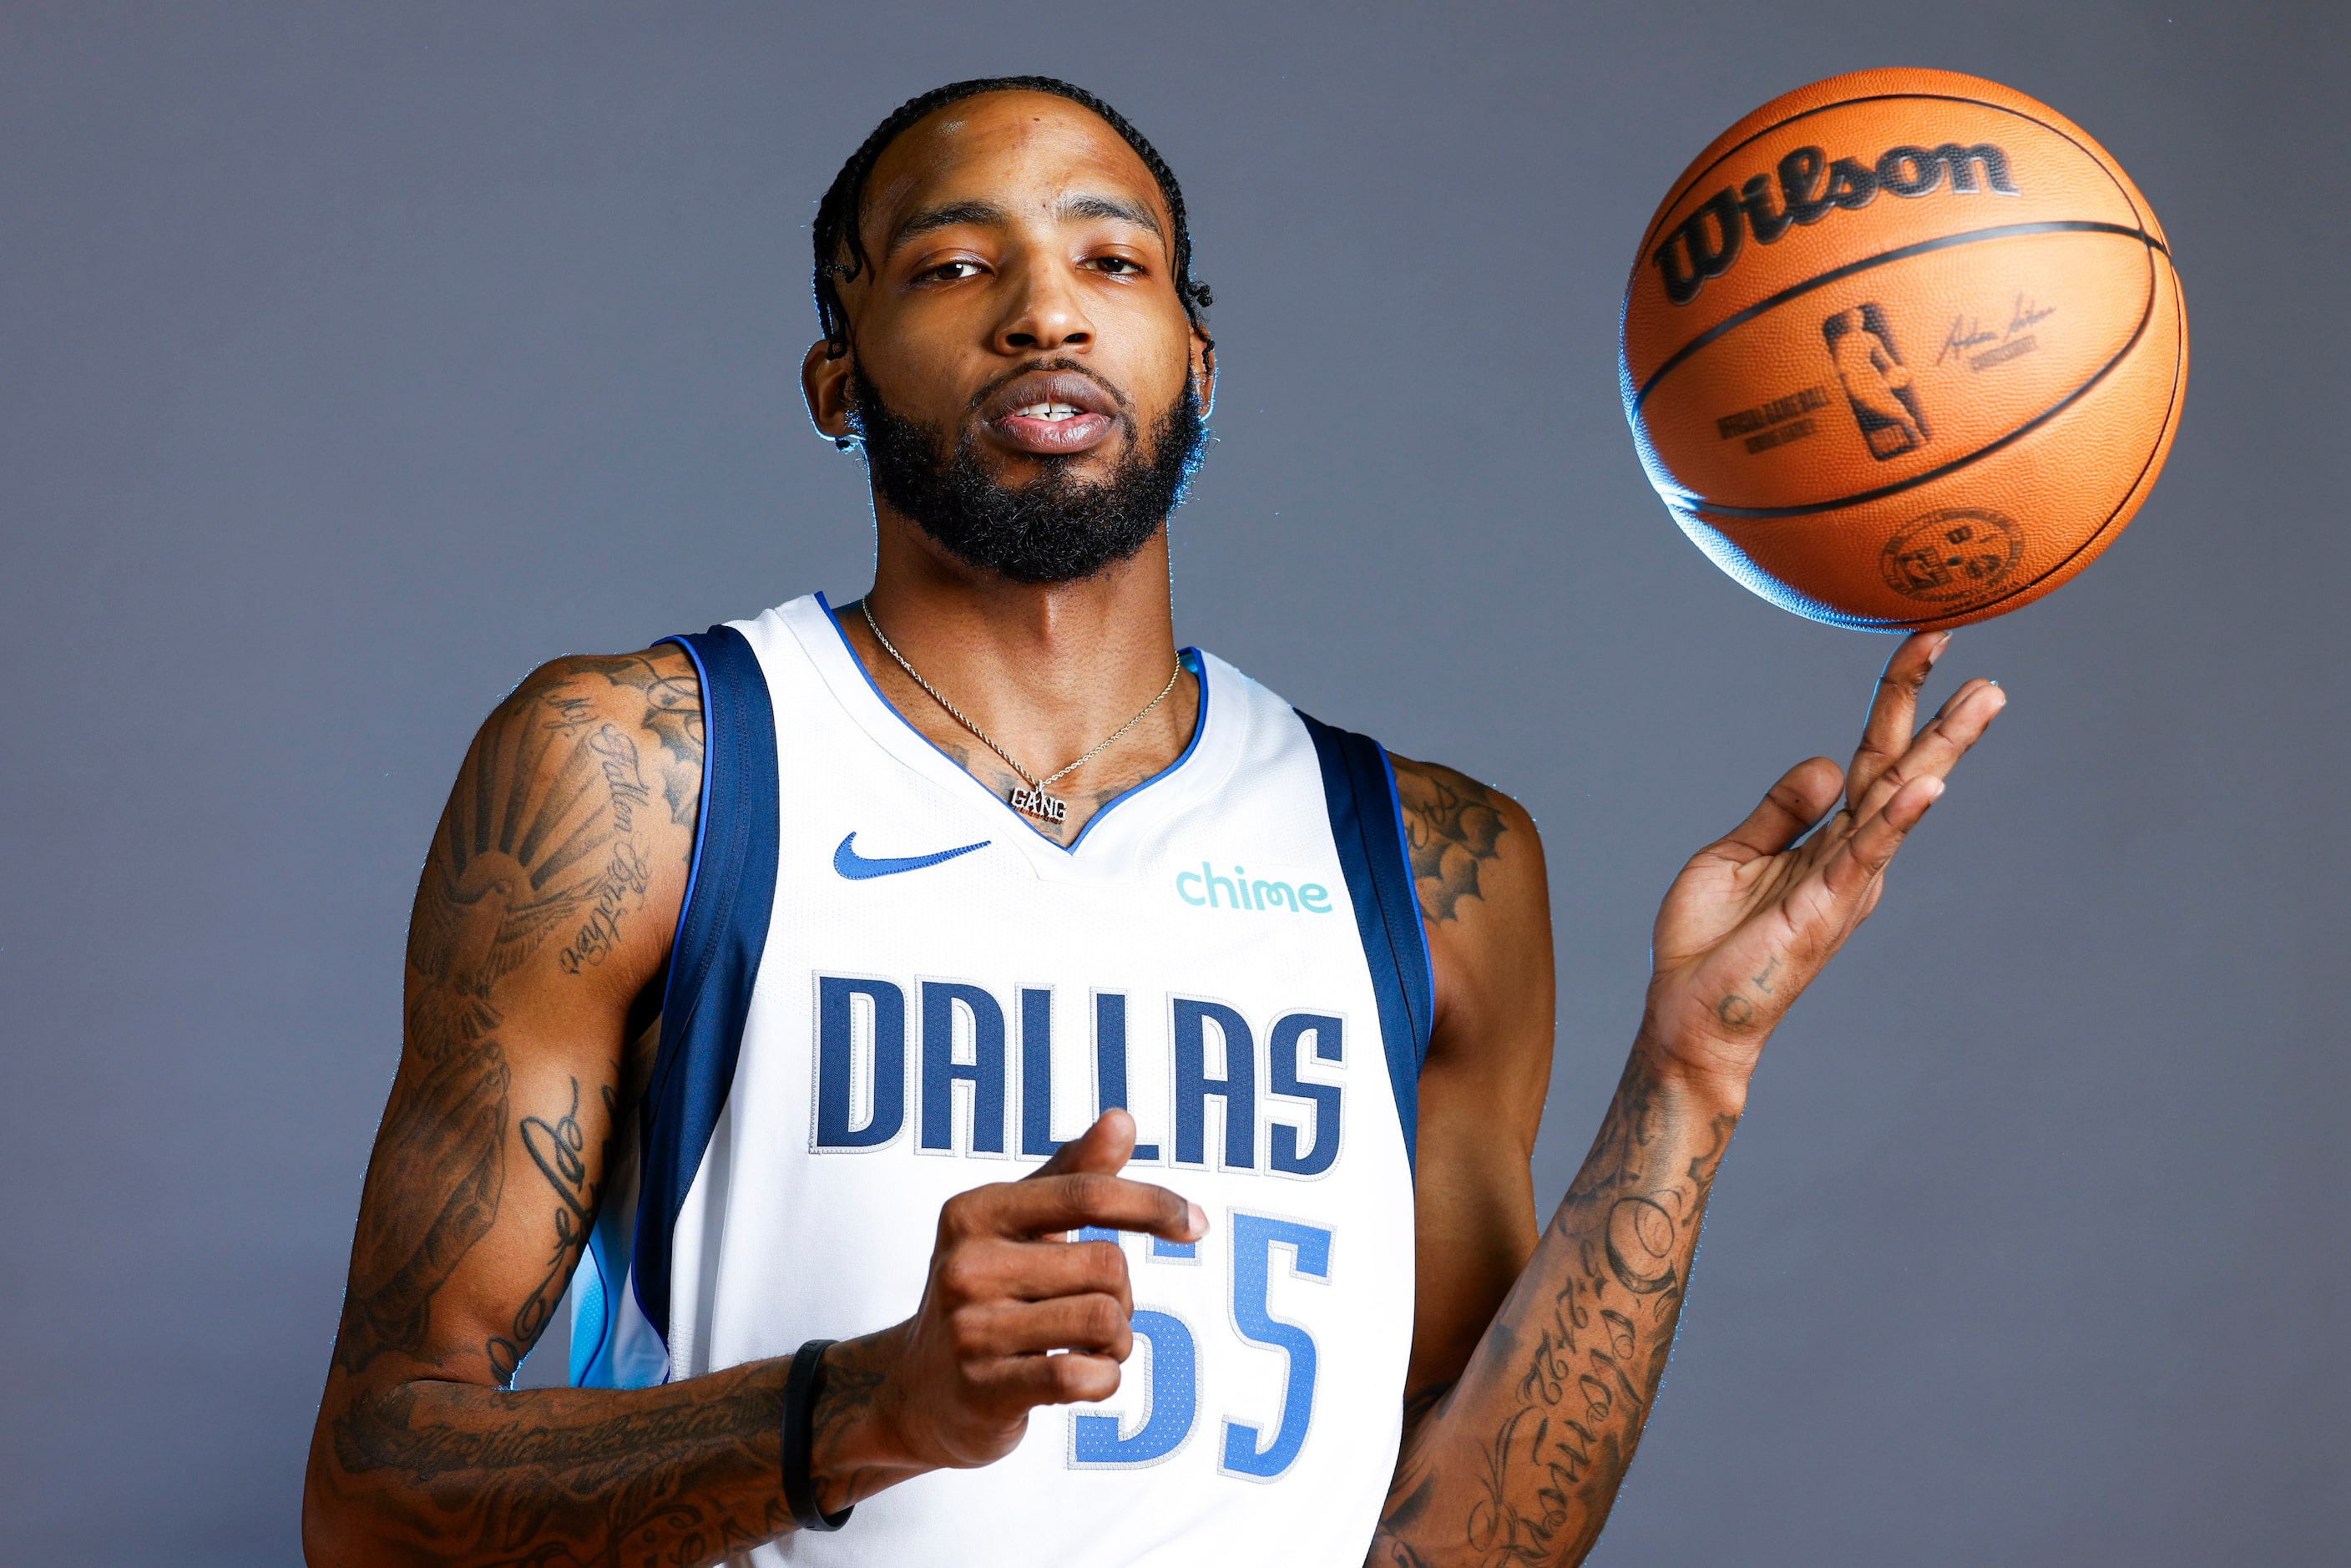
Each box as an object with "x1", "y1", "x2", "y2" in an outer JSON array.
[{"x1": 805, "y1": 92, "x2": 1213, "y2": 581}]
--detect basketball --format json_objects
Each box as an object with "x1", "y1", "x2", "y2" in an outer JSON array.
[{"x1": 1620, "y1": 68, "x2": 2187, "y2": 630}]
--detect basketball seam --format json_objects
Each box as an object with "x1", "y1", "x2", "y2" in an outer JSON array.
[
  {"x1": 1897, "y1": 260, "x2": 2187, "y2": 628},
  {"x1": 1626, "y1": 90, "x2": 2159, "y2": 415},
  {"x1": 1722, "y1": 258, "x2": 2183, "y2": 630},
  {"x1": 1630, "y1": 220, "x2": 2166, "y2": 417},
  {"x1": 1636, "y1": 90, "x2": 2149, "y2": 260},
  {"x1": 1681, "y1": 240, "x2": 2161, "y2": 522}
]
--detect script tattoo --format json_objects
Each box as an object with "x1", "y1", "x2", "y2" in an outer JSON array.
[
  {"x1": 1392, "y1": 756, "x2": 1512, "y2": 924},
  {"x1": 1372, "y1": 1053, "x2": 1738, "y2": 1566},
  {"x1": 1714, "y1": 954, "x2": 1786, "y2": 1032},
  {"x1": 487, "y1": 1075, "x2": 619, "y2": 1385},
  {"x1": 570, "y1": 651, "x2": 705, "y2": 827}
]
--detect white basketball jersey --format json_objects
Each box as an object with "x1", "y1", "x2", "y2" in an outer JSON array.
[{"x1": 570, "y1": 594, "x2": 1437, "y2": 1566}]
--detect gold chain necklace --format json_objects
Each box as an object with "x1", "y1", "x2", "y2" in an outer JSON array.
[{"x1": 861, "y1": 600, "x2": 1184, "y2": 826}]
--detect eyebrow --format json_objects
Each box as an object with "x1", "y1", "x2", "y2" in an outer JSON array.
[
  {"x1": 1059, "y1": 192, "x2": 1163, "y2": 238},
  {"x1": 885, "y1": 200, "x2": 1006, "y2": 255},
  {"x1": 882, "y1": 190, "x2": 1165, "y2": 257}
]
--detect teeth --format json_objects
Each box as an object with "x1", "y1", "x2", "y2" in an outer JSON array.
[{"x1": 1012, "y1": 402, "x2": 1083, "y2": 420}]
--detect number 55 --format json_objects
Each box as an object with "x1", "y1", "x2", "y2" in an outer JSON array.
[{"x1": 1069, "y1": 1212, "x2": 1333, "y2": 1480}]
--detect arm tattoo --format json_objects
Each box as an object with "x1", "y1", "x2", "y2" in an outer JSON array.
[
  {"x1": 568, "y1": 651, "x2": 706, "y2": 827},
  {"x1": 1401, "y1": 1378, "x2": 1457, "y2": 1436},
  {"x1": 1370, "y1": 1469, "x2": 1443, "y2": 1568},
  {"x1": 336, "y1": 1022, "x2": 509, "y2": 1378},
  {"x1": 1372, "y1": 1053, "x2": 1739, "y2": 1566},
  {"x1": 486, "y1": 1075, "x2": 620, "y2": 1385},
  {"x1": 1392, "y1": 756, "x2": 1511, "y2": 924},
  {"x1": 316, "y1": 654, "x2": 761, "y2": 1560},
  {"x1": 337, "y1": 659, "x2": 680, "y2": 1380},
  {"x1": 332, "y1": 1368, "x2": 790, "y2": 1565},
  {"x1": 807, "y1": 1338, "x2": 895, "y2": 1510}
]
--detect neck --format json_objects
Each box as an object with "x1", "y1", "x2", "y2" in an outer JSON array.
[{"x1": 842, "y1": 501, "x2": 1198, "y2": 843}]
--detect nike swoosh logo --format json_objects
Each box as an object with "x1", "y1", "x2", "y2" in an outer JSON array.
[{"x1": 832, "y1": 831, "x2": 991, "y2": 881}]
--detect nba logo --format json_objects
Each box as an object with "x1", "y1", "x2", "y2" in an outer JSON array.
[{"x1": 1823, "y1": 302, "x2": 1930, "y2": 460}]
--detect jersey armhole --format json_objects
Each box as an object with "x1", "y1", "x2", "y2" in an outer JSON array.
[
  {"x1": 1294, "y1": 710, "x2": 1437, "y2": 1174},
  {"x1": 574, "y1": 625, "x2": 780, "y2": 1385}
]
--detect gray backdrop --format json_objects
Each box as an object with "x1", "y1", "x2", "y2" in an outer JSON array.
[{"x1": 3, "y1": 3, "x2": 2343, "y2": 1562}]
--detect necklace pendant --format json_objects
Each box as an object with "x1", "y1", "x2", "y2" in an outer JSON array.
[{"x1": 1009, "y1": 784, "x2": 1069, "y2": 824}]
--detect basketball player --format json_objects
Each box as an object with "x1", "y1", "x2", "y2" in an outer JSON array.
[{"x1": 303, "y1": 77, "x2": 2004, "y2": 1566}]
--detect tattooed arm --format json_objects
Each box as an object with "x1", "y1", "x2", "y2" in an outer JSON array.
[
  {"x1": 305, "y1": 648, "x2": 1209, "y2": 1565},
  {"x1": 301, "y1": 648, "x2": 828, "y2": 1565},
  {"x1": 1386, "y1": 756, "x2": 1555, "y2": 1435},
  {"x1": 1374, "y1": 634, "x2": 2006, "y2": 1565}
]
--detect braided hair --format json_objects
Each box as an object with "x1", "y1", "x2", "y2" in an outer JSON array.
[{"x1": 811, "y1": 76, "x2": 1213, "y2": 360}]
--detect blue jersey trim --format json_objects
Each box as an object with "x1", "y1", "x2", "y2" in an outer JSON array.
[
  {"x1": 628, "y1": 624, "x2": 781, "y2": 1351},
  {"x1": 1296, "y1": 711, "x2": 1435, "y2": 1171},
  {"x1": 1378, "y1": 748, "x2": 1440, "y2": 1034},
  {"x1": 814, "y1": 591, "x2": 1208, "y2": 853},
  {"x1": 660, "y1": 635, "x2": 720, "y2": 1018},
  {"x1": 573, "y1": 632, "x2": 726, "y2": 1388}
]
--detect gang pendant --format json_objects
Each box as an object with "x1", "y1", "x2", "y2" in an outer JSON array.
[{"x1": 1009, "y1": 784, "x2": 1069, "y2": 823}]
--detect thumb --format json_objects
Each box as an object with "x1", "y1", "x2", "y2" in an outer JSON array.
[{"x1": 1027, "y1": 1108, "x2": 1136, "y2": 1181}]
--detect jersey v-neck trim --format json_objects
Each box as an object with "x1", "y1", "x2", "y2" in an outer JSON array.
[{"x1": 799, "y1": 590, "x2": 1219, "y2": 859}]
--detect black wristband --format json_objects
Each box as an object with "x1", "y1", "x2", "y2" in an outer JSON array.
[{"x1": 781, "y1": 1338, "x2": 854, "y2": 1532}]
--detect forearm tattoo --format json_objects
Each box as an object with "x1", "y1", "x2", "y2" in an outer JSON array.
[
  {"x1": 1371, "y1": 1054, "x2": 1738, "y2": 1566},
  {"x1": 332, "y1": 1368, "x2": 790, "y2": 1565}
]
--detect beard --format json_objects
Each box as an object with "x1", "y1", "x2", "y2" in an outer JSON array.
[{"x1": 849, "y1": 363, "x2": 1206, "y2": 584}]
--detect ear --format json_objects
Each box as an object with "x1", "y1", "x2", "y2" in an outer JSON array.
[
  {"x1": 801, "y1": 339, "x2": 857, "y2": 447},
  {"x1": 1190, "y1": 325, "x2": 1217, "y2": 419}
]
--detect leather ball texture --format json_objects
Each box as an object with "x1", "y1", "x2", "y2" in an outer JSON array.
[{"x1": 1620, "y1": 68, "x2": 2187, "y2": 630}]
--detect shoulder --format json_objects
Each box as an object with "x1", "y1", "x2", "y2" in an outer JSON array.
[
  {"x1": 483, "y1": 646, "x2": 705, "y2": 830},
  {"x1": 410, "y1": 645, "x2": 704, "y2": 999},
  {"x1": 1385, "y1": 753, "x2": 1546, "y2": 930},
  {"x1": 1386, "y1": 755, "x2": 1554, "y2": 1085}
]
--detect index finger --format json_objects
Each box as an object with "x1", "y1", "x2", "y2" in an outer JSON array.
[
  {"x1": 991, "y1": 1171, "x2": 1207, "y2": 1245},
  {"x1": 1845, "y1": 676, "x2": 2005, "y2": 826},
  {"x1": 1848, "y1": 631, "x2": 1948, "y2": 805}
]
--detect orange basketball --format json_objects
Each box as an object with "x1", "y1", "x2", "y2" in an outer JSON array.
[{"x1": 1620, "y1": 68, "x2": 2187, "y2": 629}]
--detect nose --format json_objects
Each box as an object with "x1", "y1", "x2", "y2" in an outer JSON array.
[{"x1": 993, "y1": 254, "x2": 1094, "y2": 356}]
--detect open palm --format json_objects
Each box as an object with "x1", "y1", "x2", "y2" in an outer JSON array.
[{"x1": 1642, "y1": 631, "x2": 2007, "y2": 1090}]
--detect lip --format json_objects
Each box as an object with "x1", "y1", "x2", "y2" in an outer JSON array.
[{"x1": 977, "y1": 369, "x2": 1124, "y2": 457}]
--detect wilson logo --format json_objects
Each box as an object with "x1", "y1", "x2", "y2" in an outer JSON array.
[{"x1": 1653, "y1": 142, "x2": 2020, "y2": 306}]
